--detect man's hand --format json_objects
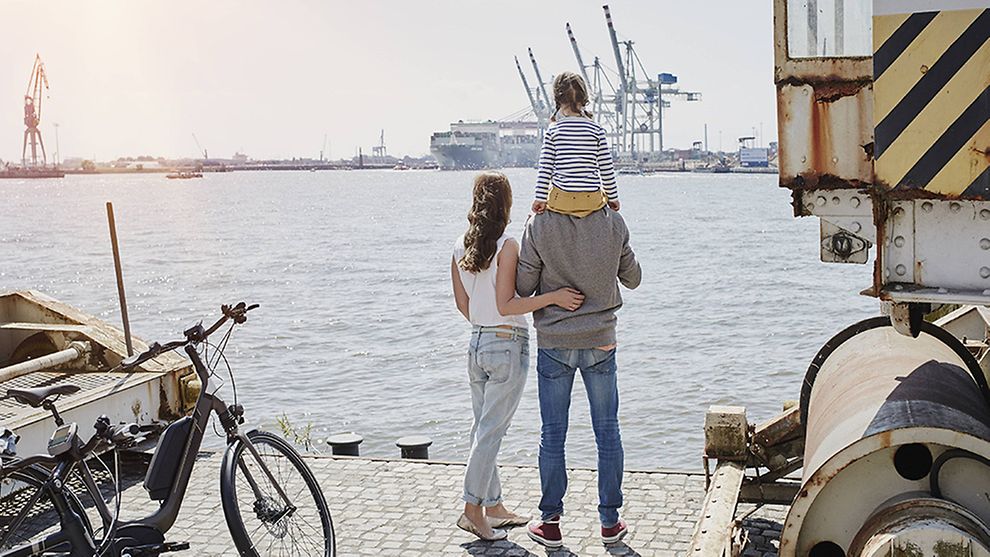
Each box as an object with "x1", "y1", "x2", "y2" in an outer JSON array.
[
  {"x1": 532, "y1": 200, "x2": 547, "y2": 214},
  {"x1": 608, "y1": 200, "x2": 621, "y2": 212}
]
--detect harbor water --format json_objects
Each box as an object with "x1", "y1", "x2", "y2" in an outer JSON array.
[{"x1": 0, "y1": 169, "x2": 876, "y2": 469}]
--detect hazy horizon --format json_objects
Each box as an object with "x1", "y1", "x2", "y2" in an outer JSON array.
[{"x1": 1, "y1": 1, "x2": 776, "y2": 162}]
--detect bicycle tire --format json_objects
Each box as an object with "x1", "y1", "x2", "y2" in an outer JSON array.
[
  {"x1": 0, "y1": 463, "x2": 93, "y2": 554},
  {"x1": 220, "y1": 431, "x2": 335, "y2": 557}
]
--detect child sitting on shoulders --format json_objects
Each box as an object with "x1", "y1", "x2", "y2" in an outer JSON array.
[{"x1": 532, "y1": 71, "x2": 619, "y2": 218}]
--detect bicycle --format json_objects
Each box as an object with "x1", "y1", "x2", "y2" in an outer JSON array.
[{"x1": 0, "y1": 302, "x2": 335, "y2": 556}]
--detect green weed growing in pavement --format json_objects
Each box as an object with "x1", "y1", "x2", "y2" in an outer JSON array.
[{"x1": 276, "y1": 413, "x2": 316, "y2": 452}]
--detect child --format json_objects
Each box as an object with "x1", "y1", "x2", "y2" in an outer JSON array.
[{"x1": 532, "y1": 72, "x2": 619, "y2": 217}]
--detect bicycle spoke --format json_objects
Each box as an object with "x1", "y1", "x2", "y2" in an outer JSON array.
[
  {"x1": 0, "y1": 483, "x2": 46, "y2": 547},
  {"x1": 226, "y1": 434, "x2": 332, "y2": 556}
]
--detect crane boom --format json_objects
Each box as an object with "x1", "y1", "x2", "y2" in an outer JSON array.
[
  {"x1": 515, "y1": 56, "x2": 542, "y2": 119},
  {"x1": 191, "y1": 133, "x2": 207, "y2": 160},
  {"x1": 603, "y1": 5, "x2": 628, "y2": 93},
  {"x1": 565, "y1": 23, "x2": 592, "y2": 89},
  {"x1": 528, "y1": 48, "x2": 552, "y2": 113}
]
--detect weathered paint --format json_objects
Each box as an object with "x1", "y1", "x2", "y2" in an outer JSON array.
[
  {"x1": 0, "y1": 290, "x2": 194, "y2": 457},
  {"x1": 780, "y1": 318, "x2": 990, "y2": 556},
  {"x1": 873, "y1": 6, "x2": 990, "y2": 200}
]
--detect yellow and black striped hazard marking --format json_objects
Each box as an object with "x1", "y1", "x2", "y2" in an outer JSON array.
[{"x1": 873, "y1": 5, "x2": 990, "y2": 199}]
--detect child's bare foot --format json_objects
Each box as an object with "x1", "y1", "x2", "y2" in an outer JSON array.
[{"x1": 532, "y1": 200, "x2": 547, "y2": 214}]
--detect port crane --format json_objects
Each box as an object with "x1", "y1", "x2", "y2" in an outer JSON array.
[
  {"x1": 564, "y1": 23, "x2": 621, "y2": 150},
  {"x1": 191, "y1": 133, "x2": 208, "y2": 161},
  {"x1": 602, "y1": 5, "x2": 701, "y2": 156},
  {"x1": 22, "y1": 54, "x2": 50, "y2": 167},
  {"x1": 513, "y1": 6, "x2": 701, "y2": 161},
  {"x1": 372, "y1": 129, "x2": 387, "y2": 159}
]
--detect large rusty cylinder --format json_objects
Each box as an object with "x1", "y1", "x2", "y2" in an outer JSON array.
[{"x1": 780, "y1": 317, "x2": 990, "y2": 557}]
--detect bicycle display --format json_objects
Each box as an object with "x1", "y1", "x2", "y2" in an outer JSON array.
[{"x1": 0, "y1": 303, "x2": 336, "y2": 557}]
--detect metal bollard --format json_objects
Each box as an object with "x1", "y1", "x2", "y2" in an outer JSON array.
[
  {"x1": 326, "y1": 433, "x2": 363, "y2": 456},
  {"x1": 396, "y1": 435, "x2": 432, "y2": 460}
]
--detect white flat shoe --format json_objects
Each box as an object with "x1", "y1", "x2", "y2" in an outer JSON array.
[
  {"x1": 457, "y1": 514, "x2": 508, "y2": 541},
  {"x1": 486, "y1": 513, "x2": 531, "y2": 529}
]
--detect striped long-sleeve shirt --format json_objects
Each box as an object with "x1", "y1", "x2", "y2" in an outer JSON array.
[{"x1": 535, "y1": 116, "x2": 618, "y2": 202}]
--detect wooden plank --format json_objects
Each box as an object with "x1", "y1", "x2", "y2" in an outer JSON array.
[
  {"x1": 689, "y1": 461, "x2": 745, "y2": 556},
  {"x1": 752, "y1": 405, "x2": 802, "y2": 447}
]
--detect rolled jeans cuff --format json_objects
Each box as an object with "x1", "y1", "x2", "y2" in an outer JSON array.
[{"x1": 462, "y1": 492, "x2": 502, "y2": 507}]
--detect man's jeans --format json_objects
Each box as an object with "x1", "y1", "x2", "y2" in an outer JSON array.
[
  {"x1": 537, "y1": 348, "x2": 623, "y2": 527},
  {"x1": 463, "y1": 327, "x2": 529, "y2": 506}
]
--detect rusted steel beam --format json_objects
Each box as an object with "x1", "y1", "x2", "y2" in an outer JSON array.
[
  {"x1": 689, "y1": 460, "x2": 745, "y2": 557},
  {"x1": 753, "y1": 456, "x2": 803, "y2": 484},
  {"x1": 740, "y1": 480, "x2": 801, "y2": 506}
]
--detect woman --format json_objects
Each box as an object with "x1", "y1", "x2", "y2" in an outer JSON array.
[{"x1": 450, "y1": 171, "x2": 584, "y2": 541}]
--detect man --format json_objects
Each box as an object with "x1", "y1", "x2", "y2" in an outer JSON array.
[{"x1": 516, "y1": 206, "x2": 642, "y2": 548}]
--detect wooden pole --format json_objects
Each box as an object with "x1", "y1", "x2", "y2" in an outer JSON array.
[{"x1": 106, "y1": 202, "x2": 133, "y2": 356}]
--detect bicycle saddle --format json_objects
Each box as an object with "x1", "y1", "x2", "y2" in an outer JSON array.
[{"x1": 6, "y1": 384, "x2": 80, "y2": 408}]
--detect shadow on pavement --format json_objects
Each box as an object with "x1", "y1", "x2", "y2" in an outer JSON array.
[{"x1": 461, "y1": 540, "x2": 643, "y2": 556}]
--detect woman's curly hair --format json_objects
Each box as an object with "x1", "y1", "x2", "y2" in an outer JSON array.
[{"x1": 459, "y1": 172, "x2": 513, "y2": 273}]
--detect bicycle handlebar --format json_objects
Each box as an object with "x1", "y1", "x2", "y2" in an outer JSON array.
[
  {"x1": 79, "y1": 417, "x2": 143, "y2": 456},
  {"x1": 117, "y1": 302, "x2": 258, "y2": 371}
]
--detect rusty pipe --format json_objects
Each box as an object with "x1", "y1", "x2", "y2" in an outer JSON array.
[{"x1": 0, "y1": 341, "x2": 90, "y2": 384}]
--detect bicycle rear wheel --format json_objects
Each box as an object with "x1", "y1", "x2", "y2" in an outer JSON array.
[
  {"x1": 0, "y1": 464, "x2": 93, "y2": 553},
  {"x1": 220, "y1": 431, "x2": 335, "y2": 556}
]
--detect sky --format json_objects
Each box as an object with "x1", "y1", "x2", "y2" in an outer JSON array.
[{"x1": 0, "y1": 0, "x2": 777, "y2": 161}]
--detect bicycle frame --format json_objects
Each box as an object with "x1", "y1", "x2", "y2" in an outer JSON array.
[{"x1": 2, "y1": 339, "x2": 295, "y2": 557}]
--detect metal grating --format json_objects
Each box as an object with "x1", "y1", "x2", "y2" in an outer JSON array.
[{"x1": 0, "y1": 371, "x2": 128, "y2": 423}]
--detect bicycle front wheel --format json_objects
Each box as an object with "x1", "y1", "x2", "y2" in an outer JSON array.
[{"x1": 220, "y1": 430, "x2": 335, "y2": 557}]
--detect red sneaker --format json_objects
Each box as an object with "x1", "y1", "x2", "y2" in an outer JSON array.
[
  {"x1": 601, "y1": 519, "x2": 628, "y2": 544},
  {"x1": 527, "y1": 516, "x2": 563, "y2": 548}
]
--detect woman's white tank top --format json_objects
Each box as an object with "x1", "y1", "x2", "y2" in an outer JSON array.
[{"x1": 452, "y1": 233, "x2": 528, "y2": 329}]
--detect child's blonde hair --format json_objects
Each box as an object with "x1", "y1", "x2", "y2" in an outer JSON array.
[{"x1": 552, "y1": 72, "x2": 592, "y2": 120}]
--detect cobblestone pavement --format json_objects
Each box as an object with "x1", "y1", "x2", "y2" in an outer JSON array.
[{"x1": 111, "y1": 453, "x2": 785, "y2": 556}]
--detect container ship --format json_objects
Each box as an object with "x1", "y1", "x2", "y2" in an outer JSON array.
[{"x1": 429, "y1": 120, "x2": 541, "y2": 170}]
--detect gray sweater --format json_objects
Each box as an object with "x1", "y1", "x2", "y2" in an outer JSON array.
[{"x1": 516, "y1": 208, "x2": 642, "y2": 349}]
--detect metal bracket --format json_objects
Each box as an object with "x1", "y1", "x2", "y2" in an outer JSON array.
[
  {"x1": 889, "y1": 302, "x2": 928, "y2": 338},
  {"x1": 821, "y1": 221, "x2": 870, "y2": 263},
  {"x1": 798, "y1": 189, "x2": 875, "y2": 264}
]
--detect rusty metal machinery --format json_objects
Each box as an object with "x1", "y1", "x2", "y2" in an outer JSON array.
[
  {"x1": 781, "y1": 317, "x2": 990, "y2": 556},
  {"x1": 774, "y1": 0, "x2": 990, "y2": 328},
  {"x1": 691, "y1": 1, "x2": 990, "y2": 555}
]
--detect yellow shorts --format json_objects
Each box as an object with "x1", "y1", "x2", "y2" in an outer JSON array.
[{"x1": 546, "y1": 187, "x2": 607, "y2": 218}]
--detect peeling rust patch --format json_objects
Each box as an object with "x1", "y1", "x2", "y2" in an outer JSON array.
[
  {"x1": 863, "y1": 142, "x2": 875, "y2": 161},
  {"x1": 812, "y1": 79, "x2": 872, "y2": 104},
  {"x1": 776, "y1": 71, "x2": 872, "y2": 89},
  {"x1": 782, "y1": 173, "x2": 872, "y2": 192},
  {"x1": 874, "y1": 192, "x2": 889, "y2": 295}
]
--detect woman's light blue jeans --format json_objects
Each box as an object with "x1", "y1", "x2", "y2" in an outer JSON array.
[
  {"x1": 463, "y1": 327, "x2": 529, "y2": 506},
  {"x1": 537, "y1": 347, "x2": 623, "y2": 527}
]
